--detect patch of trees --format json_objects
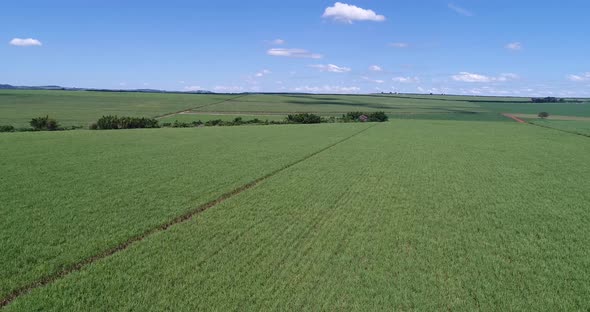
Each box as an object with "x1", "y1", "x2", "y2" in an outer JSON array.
[
  {"x1": 341, "y1": 111, "x2": 389, "y2": 122},
  {"x1": 531, "y1": 97, "x2": 565, "y2": 103},
  {"x1": 30, "y1": 116, "x2": 60, "y2": 131},
  {"x1": 0, "y1": 125, "x2": 15, "y2": 132},
  {"x1": 538, "y1": 112, "x2": 550, "y2": 119},
  {"x1": 91, "y1": 116, "x2": 159, "y2": 130}
]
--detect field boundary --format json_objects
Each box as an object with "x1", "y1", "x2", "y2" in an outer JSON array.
[
  {"x1": 0, "y1": 123, "x2": 378, "y2": 309},
  {"x1": 527, "y1": 121, "x2": 590, "y2": 138},
  {"x1": 154, "y1": 94, "x2": 248, "y2": 119}
]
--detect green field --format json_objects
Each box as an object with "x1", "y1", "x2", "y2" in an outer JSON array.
[
  {"x1": 2, "y1": 90, "x2": 590, "y2": 128},
  {"x1": 159, "y1": 113, "x2": 287, "y2": 124},
  {"x1": 2, "y1": 91, "x2": 590, "y2": 310}
]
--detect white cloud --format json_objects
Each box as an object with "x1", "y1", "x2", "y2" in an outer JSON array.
[
  {"x1": 389, "y1": 42, "x2": 409, "y2": 48},
  {"x1": 293, "y1": 85, "x2": 360, "y2": 93},
  {"x1": 310, "y1": 64, "x2": 351, "y2": 73},
  {"x1": 369, "y1": 65, "x2": 383, "y2": 72},
  {"x1": 448, "y1": 3, "x2": 473, "y2": 16},
  {"x1": 392, "y1": 76, "x2": 420, "y2": 83},
  {"x1": 9, "y1": 38, "x2": 42, "y2": 47},
  {"x1": 271, "y1": 39, "x2": 285, "y2": 45},
  {"x1": 322, "y1": 2, "x2": 386, "y2": 23},
  {"x1": 213, "y1": 86, "x2": 245, "y2": 92},
  {"x1": 452, "y1": 72, "x2": 519, "y2": 83},
  {"x1": 267, "y1": 48, "x2": 322, "y2": 59},
  {"x1": 254, "y1": 69, "x2": 272, "y2": 77},
  {"x1": 184, "y1": 86, "x2": 203, "y2": 91},
  {"x1": 505, "y1": 42, "x2": 523, "y2": 51},
  {"x1": 568, "y1": 72, "x2": 590, "y2": 82},
  {"x1": 361, "y1": 76, "x2": 385, "y2": 84}
]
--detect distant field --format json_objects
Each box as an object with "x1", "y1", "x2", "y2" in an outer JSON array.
[
  {"x1": 159, "y1": 113, "x2": 287, "y2": 123},
  {"x1": 2, "y1": 90, "x2": 590, "y2": 128},
  {"x1": 5, "y1": 121, "x2": 590, "y2": 311},
  {"x1": 527, "y1": 119, "x2": 590, "y2": 136},
  {"x1": 0, "y1": 90, "x2": 235, "y2": 127}
]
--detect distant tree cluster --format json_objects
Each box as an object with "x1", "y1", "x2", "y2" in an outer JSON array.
[
  {"x1": 91, "y1": 115, "x2": 159, "y2": 130},
  {"x1": 531, "y1": 97, "x2": 565, "y2": 103},
  {"x1": 341, "y1": 111, "x2": 389, "y2": 122},
  {"x1": 30, "y1": 116, "x2": 60, "y2": 131}
]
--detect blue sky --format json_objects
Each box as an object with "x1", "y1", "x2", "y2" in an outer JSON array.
[{"x1": 2, "y1": 0, "x2": 590, "y2": 96}]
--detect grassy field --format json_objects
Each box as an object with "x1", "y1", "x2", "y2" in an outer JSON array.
[
  {"x1": 159, "y1": 113, "x2": 287, "y2": 124},
  {"x1": 2, "y1": 91, "x2": 590, "y2": 310},
  {"x1": 0, "y1": 90, "x2": 236, "y2": 127},
  {"x1": 4, "y1": 120, "x2": 590, "y2": 311},
  {"x1": 0, "y1": 124, "x2": 369, "y2": 299},
  {"x1": 2, "y1": 90, "x2": 590, "y2": 128},
  {"x1": 527, "y1": 119, "x2": 590, "y2": 136}
]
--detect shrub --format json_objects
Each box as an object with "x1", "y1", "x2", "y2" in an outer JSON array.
[
  {"x1": 368, "y1": 111, "x2": 389, "y2": 122},
  {"x1": 0, "y1": 125, "x2": 15, "y2": 132},
  {"x1": 205, "y1": 119, "x2": 224, "y2": 126},
  {"x1": 95, "y1": 115, "x2": 159, "y2": 130},
  {"x1": 286, "y1": 113, "x2": 322, "y2": 124},
  {"x1": 96, "y1": 115, "x2": 120, "y2": 129},
  {"x1": 538, "y1": 112, "x2": 550, "y2": 119},
  {"x1": 30, "y1": 116, "x2": 60, "y2": 131}
]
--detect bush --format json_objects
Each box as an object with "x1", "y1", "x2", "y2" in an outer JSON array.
[
  {"x1": 367, "y1": 111, "x2": 389, "y2": 122},
  {"x1": 0, "y1": 125, "x2": 15, "y2": 132},
  {"x1": 538, "y1": 112, "x2": 550, "y2": 119},
  {"x1": 286, "y1": 113, "x2": 323, "y2": 124},
  {"x1": 95, "y1": 115, "x2": 159, "y2": 130},
  {"x1": 30, "y1": 116, "x2": 60, "y2": 131}
]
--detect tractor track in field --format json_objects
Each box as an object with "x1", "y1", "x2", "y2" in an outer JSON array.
[
  {"x1": 0, "y1": 123, "x2": 378, "y2": 309},
  {"x1": 502, "y1": 113, "x2": 527, "y2": 123},
  {"x1": 154, "y1": 94, "x2": 248, "y2": 119}
]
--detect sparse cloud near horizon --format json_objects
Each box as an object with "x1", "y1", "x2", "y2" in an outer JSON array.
[
  {"x1": 267, "y1": 48, "x2": 322, "y2": 59},
  {"x1": 310, "y1": 64, "x2": 351, "y2": 73},
  {"x1": 448, "y1": 3, "x2": 473, "y2": 16},
  {"x1": 568, "y1": 72, "x2": 590, "y2": 82},
  {"x1": 293, "y1": 85, "x2": 360, "y2": 93},
  {"x1": 270, "y1": 39, "x2": 285, "y2": 45},
  {"x1": 389, "y1": 42, "x2": 409, "y2": 48},
  {"x1": 393, "y1": 76, "x2": 420, "y2": 83},
  {"x1": 452, "y1": 72, "x2": 519, "y2": 83},
  {"x1": 505, "y1": 42, "x2": 523, "y2": 51},
  {"x1": 9, "y1": 38, "x2": 42, "y2": 47},
  {"x1": 184, "y1": 86, "x2": 203, "y2": 91},
  {"x1": 255, "y1": 69, "x2": 272, "y2": 77},
  {"x1": 322, "y1": 2, "x2": 386, "y2": 23},
  {"x1": 369, "y1": 65, "x2": 383, "y2": 72}
]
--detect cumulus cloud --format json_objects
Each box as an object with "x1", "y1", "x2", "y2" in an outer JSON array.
[
  {"x1": 369, "y1": 65, "x2": 383, "y2": 72},
  {"x1": 310, "y1": 64, "x2": 351, "y2": 73},
  {"x1": 255, "y1": 69, "x2": 272, "y2": 77},
  {"x1": 293, "y1": 85, "x2": 361, "y2": 93},
  {"x1": 272, "y1": 39, "x2": 285, "y2": 45},
  {"x1": 568, "y1": 72, "x2": 590, "y2": 82},
  {"x1": 389, "y1": 42, "x2": 409, "y2": 48},
  {"x1": 505, "y1": 42, "x2": 523, "y2": 51},
  {"x1": 392, "y1": 76, "x2": 420, "y2": 83},
  {"x1": 322, "y1": 2, "x2": 386, "y2": 23},
  {"x1": 9, "y1": 38, "x2": 42, "y2": 47},
  {"x1": 267, "y1": 48, "x2": 322, "y2": 59},
  {"x1": 452, "y1": 72, "x2": 519, "y2": 83},
  {"x1": 448, "y1": 3, "x2": 473, "y2": 16}
]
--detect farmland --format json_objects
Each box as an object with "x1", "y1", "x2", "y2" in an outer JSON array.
[{"x1": 1, "y1": 91, "x2": 590, "y2": 310}]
